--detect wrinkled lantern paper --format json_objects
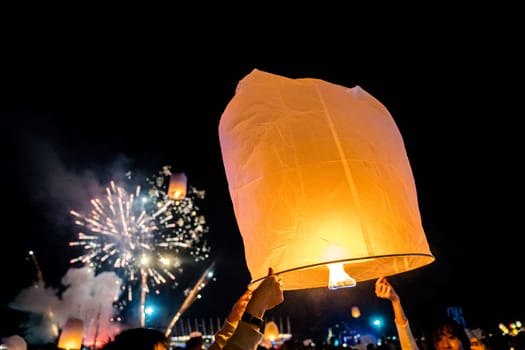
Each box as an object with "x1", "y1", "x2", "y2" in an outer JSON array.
[{"x1": 219, "y1": 69, "x2": 435, "y2": 291}]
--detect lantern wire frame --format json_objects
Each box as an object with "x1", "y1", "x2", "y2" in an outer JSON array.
[{"x1": 247, "y1": 252, "x2": 435, "y2": 290}]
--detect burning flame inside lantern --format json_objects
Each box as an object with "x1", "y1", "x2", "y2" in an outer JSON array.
[{"x1": 327, "y1": 262, "x2": 356, "y2": 289}]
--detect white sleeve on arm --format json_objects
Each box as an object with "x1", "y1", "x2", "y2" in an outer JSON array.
[
  {"x1": 395, "y1": 319, "x2": 419, "y2": 350},
  {"x1": 222, "y1": 321, "x2": 264, "y2": 350},
  {"x1": 211, "y1": 320, "x2": 237, "y2": 349}
]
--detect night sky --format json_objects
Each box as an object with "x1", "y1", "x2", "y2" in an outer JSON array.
[{"x1": 1, "y1": 11, "x2": 524, "y2": 345}]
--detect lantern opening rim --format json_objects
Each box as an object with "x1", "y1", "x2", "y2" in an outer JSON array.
[{"x1": 247, "y1": 252, "x2": 435, "y2": 288}]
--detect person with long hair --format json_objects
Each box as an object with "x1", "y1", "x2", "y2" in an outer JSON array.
[{"x1": 375, "y1": 277, "x2": 470, "y2": 350}]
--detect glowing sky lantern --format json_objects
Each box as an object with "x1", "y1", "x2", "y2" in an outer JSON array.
[
  {"x1": 351, "y1": 306, "x2": 361, "y2": 318},
  {"x1": 219, "y1": 69, "x2": 435, "y2": 291},
  {"x1": 264, "y1": 321, "x2": 280, "y2": 343},
  {"x1": 168, "y1": 172, "x2": 188, "y2": 200},
  {"x1": 57, "y1": 317, "x2": 84, "y2": 350}
]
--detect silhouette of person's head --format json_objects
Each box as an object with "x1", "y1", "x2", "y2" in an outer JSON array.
[
  {"x1": 186, "y1": 333, "x2": 204, "y2": 350},
  {"x1": 101, "y1": 327, "x2": 169, "y2": 350}
]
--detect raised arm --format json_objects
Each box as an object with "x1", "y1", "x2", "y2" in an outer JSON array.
[
  {"x1": 209, "y1": 289, "x2": 253, "y2": 350},
  {"x1": 222, "y1": 268, "x2": 284, "y2": 350},
  {"x1": 375, "y1": 277, "x2": 419, "y2": 350}
]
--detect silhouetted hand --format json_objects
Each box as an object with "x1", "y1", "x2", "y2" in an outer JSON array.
[{"x1": 245, "y1": 267, "x2": 284, "y2": 317}]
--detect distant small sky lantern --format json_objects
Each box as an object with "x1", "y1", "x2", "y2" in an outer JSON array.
[
  {"x1": 219, "y1": 69, "x2": 435, "y2": 291},
  {"x1": 264, "y1": 321, "x2": 280, "y2": 343},
  {"x1": 57, "y1": 317, "x2": 84, "y2": 350},
  {"x1": 352, "y1": 306, "x2": 361, "y2": 318},
  {"x1": 167, "y1": 172, "x2": 187, "y2": 200}
]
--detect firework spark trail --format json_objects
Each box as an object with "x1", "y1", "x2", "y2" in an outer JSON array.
[
  {"x1": 68, "y1": 165, "x2": 211, "y2": 322},
  {"x1": 165, "y1": 261, "x2": 216, "y2": 337},
  {"x1": 28, "y1": 250, "x2": 44, "y2": 284}
]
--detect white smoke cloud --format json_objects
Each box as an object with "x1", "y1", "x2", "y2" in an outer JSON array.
[{"x1": 8, "y1": 266, "x2": 125, "y2": 347}]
